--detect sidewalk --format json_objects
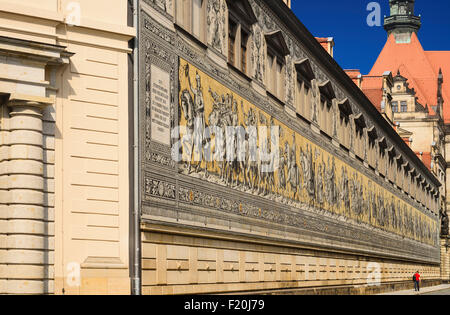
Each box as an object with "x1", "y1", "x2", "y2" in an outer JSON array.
[{"x1": 377, "y1": 284, "x2": 450, "y2": 295}]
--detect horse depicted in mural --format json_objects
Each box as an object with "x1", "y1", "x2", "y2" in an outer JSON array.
[
  {"x1": 224, "y1": 100, "x2": 242, "y2": 187},
  {"x1": 180, "y1": 89, "x2": 195, "y2": 173},
  {"x1": 288, "y1": 135, "x2": 301, "y2": 200},
  {"x1": 206, "y1": 88, "x2": 222, "y2": 179},
  {"x1": 242, "y1": 106, "x2": 259, "y2": 192},
  {"x1": 236, "y1": 126, "x2": 249, "y2": 189},
  {"x1": 277, "y1": 141, "x2": 288, "y2": 198},
  {"x1": 257, "y1": 113, "x2": 272, "y2": 195},
  {"x1": 259, "y1": 144, "x2": 277, "y2": 196}
]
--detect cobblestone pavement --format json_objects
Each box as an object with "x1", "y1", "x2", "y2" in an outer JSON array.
[
  {"x1": 420, "y1": 287, "x2": 450, "y2": 295},
  {"x1": 377, "y1": 284, "x2": 450, "y2": 295}
]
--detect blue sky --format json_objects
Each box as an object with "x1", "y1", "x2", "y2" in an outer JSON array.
[{"x1": 291, "y1": 0, "x2": 450, "y2": 74}]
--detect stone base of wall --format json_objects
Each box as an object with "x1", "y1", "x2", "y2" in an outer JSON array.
[
  {"x1": 251, "y1": 279, "x2": 442, "y2": 295},
  {"x1": 141, "y1": 223, "x2": 441, "y2": 295},
  {"x1": 54, "y1": 275, "x2": 131, "y2": 295}
]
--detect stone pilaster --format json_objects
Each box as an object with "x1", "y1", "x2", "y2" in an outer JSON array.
[
  {"x1": 0, "y1": 102, "x2": 11, "y2": 294},
  {"x1": 0, "y1": 101, "x2": 51, "y2": 294},
  {"x1": 441, "y1": 238, "x2": 450, "y2": 282}
]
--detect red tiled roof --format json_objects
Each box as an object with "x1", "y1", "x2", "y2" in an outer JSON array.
[
  {"x1": 344, "y1": 69, "x2": 361, "y2": 78},
  {"x1": 415, "y1": 151, "x2": 432, "y2": 170},
  {"x1": 315, "y1": 37, "x2": 329, "y2": 43},
  {"x1": 344, "y1": 69, "x2": 361, "y2": 86},
  {"x1": 361, "y1": 76, "x2": 384, "y2": 112},
  {"x1": 315, "y1": 37, "x2": 333, "y2": 56},
  {"x1": 402, "y1": 137, "x2": 412, "y2": 147},
  {"x1": 369, "y1": 33, "x2": 450, "y2": 121},
  {"x1": 362, "y1": 89, "x2": 383, "y2": 112},
  {"x1": 426, "y1": 50, "x2": 450, "y2": 107}
]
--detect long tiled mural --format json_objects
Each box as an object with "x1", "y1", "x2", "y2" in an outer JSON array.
[
  {"x1": 140, "y1": 4, "x2": 440, "y2": 266},
  {"x1": 176, "y1": 58, "x2": 438, "y2": 248},
  {"x1": 139, "y1": 0, "x2": 442, "y2": 295}
]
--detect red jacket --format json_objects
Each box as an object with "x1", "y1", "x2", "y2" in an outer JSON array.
[{"x1": 414, "y1": 273, "x2": 420, "y2": 281}]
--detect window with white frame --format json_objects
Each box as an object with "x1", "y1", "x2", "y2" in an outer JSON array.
[
  {"x1": 400, "y1": 101, "x2": 408, "y2": 112},
  {"x1": 392, "y1": 101, "x2": 398, "y2": 113}
]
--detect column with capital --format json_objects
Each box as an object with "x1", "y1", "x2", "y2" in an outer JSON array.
[{"x1": 1, "y1": 100, "x2": 50, "y2": 294}]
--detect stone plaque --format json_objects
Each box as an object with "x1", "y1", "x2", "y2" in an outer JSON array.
[{"x1": 150, "y1": 64, "x2": 171, "y2": 146}]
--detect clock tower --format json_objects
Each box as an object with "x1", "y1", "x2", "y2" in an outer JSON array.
[{"x1": 384, "y1": 0, "x2": 421, "y2": 42}]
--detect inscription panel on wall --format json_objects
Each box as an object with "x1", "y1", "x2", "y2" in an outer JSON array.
[{"x1": 150, "y1": 64, "x2": 171, "y2": 146}]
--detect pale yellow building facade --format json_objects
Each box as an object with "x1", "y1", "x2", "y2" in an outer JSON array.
[{"x1": 0, "y1": 0, "x2": 134, "y2": 294}]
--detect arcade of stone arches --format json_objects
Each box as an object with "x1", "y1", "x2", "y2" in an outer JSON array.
[{"x1": 176, "y1": 58, "x2": 438, "y2": 246}]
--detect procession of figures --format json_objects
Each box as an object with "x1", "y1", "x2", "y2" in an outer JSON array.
[{"x1": 176, "y1": 64, "x2": 437, "y2": 244}]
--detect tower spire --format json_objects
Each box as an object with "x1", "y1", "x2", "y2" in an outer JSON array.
[{"x1": 384, "y1": 0, "x2": 421, "y2": 42}]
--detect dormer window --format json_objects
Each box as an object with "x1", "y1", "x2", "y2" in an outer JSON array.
[
  {"x1": 226, "y1": 0, "x2": 257, "y2": 76},
  {"x1": 318, "y1": 80, "x2": 335, "y2": 135},
  {"x1": 295, "y1": 58, "x2": 315, "y2": 120},
  {"x1": 337, "y1": 98, "x2": 353, "y2": 149},
  {"x1": 175, "y1": 0, "x2": 206, "y2": 42},
  {"x1": 241, "y1": 31, "x2": 249, "y2": 73},
  {"x1": 354, "y1": 113, "x2": 366, "y2": 159},
  {"x1": 265, "y1": 31, "x2": 289, "y2": 101},
  {"x1": 192, "y1": 0, "x2": 203, "y2": 38},
  {"x1": 266, "y1": 51, "x2": 285, "y2": 99},
  {"x1": 392, "y1": 101, "x2": 398, "y2": 113},
  {"x1": 228, "y1": 20, "x2": 237, "y2": 65},
  {"x1": 401, "y1": 101, "x2": 407, "y2": 112}
]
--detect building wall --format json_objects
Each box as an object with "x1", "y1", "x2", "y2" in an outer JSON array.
[
  {"x1": 441, "y1": 238, "x2": 450, "y2": 282},
  {"x1": 140, "y1": 0, "x2": 441, "y2": 294},
  {"x1": 0, "y1": 0, "x2": 134, "y2": 294},
  {"x1": 395, "y1": 121, "x2": 434, "y2": 153},
  {"x1": 390, "y1": 73, "x2": 449, "y2": 279},
  {"x1": 142, "y1": 226, "x2": 440, "y2": 294},
  {"x1": 54, "y1": 27, "x2": 132, "y2": 296}
]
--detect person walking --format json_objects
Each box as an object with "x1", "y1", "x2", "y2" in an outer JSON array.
[{"x1": 413, "y1": 271, "x2": 421, "y2": 292}]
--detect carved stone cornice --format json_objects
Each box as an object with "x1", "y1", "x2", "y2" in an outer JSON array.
[
  {"x1": 0, "y1": 36, "x2": 73, "y2": 65},
  {"x1": 7, "y1": 98, "x2": 53, "y2": 110}
]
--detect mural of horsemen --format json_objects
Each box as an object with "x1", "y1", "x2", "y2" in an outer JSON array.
[{"x1": 175, "y1": 59, "x2": 438, "y2": 246}]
